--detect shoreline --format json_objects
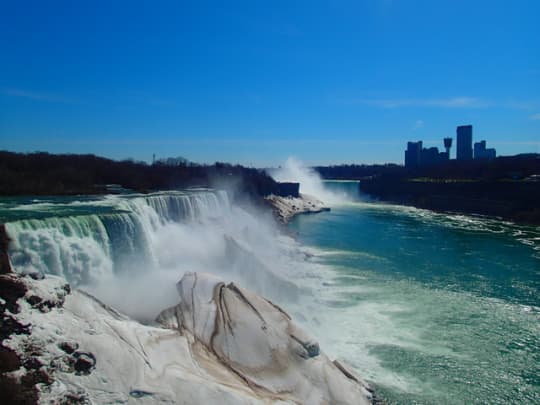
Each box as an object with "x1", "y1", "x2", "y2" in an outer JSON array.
[
  {"x1": 359, "y1": 178, "x2": 540, "y2": 226},
  {"x1": 265, "y1": 193, "x2": 330, "y2": 224}
]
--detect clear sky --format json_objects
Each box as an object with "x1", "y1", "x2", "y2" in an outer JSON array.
[{"x1": 1, "y1": 0, "x2": 539, "y2": 166}]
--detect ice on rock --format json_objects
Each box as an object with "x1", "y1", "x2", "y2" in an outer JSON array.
[
  {"x1": 3, "y1": 272, "x2": 372, "y2": 405},
  {"x1": 157, "y1": 272, "x2": 373, "y2": 405}
]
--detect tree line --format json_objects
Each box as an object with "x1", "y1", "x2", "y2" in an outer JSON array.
[{"x1": 0, "y1": 151, "x2": 280, "y2": 199}]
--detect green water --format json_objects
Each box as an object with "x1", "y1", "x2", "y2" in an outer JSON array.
[
  {"x1": 3, "y1": 186, "x2": 539, "y2": 403},
  {"x1": 289, "y1": 183, "x2": 540, "y2": 404}
]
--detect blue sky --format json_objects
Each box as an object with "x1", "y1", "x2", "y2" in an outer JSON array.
[{"x1": 1, "y1": 0, "x2": 539, "y2": 166}]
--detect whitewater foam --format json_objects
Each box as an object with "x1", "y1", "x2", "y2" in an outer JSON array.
[
  {"x1": 5, "y1": 190, "x2": 305, "y2": 321},
  {"x1": 269, "y1": 157, "x2": 354, "y2": 205}
]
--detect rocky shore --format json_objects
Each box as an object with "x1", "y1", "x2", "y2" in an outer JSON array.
[
  {"x1": 0, "y1": 188, "x2": 377, "y2": 404},
  {"x1": 266, "y1": 194, "x2": 330, "y2": 224},
  {"x1": 0, "y1": 270, "x2": 375, "y2": 404}
]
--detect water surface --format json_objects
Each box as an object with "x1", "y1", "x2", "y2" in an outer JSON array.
[{"x1": 289, "y1": 182, "x2": 540, "y2": 404}]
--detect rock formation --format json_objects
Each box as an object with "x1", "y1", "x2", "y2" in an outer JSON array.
[
  {"x1": 266, "y1": 194, "x2": 330, "y2": 224},
  {"x1": 0, "y1": 224, "x2": 12, "y2": 274},
  {"x1": 157, "y1": 272, "x2": 374, "y2": 404},
  {"x1": 1, "y1": 272, "x2": 374, "y2": 404}
]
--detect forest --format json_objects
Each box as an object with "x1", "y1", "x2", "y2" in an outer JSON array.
[{"x1": 0, "y1": 151, "x2": 281, "y2": 200}]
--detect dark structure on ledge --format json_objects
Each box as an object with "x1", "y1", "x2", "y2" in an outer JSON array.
[{"x1": 274, "y1": 182, "x2": 300, "y2": 198}]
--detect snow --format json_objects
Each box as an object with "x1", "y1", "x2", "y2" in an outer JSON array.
[
  {"x1": 158, "y1": 272, "x2": 373, "y2": 404},
  {"x1": 4, "y1": 273, "x2": 373, "y2": 404},
  {"x1": 266, "y1": 194, "x2": 329, "y2": 224}
]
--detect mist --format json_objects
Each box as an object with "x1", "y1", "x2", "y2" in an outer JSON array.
[
  {"x1": 268, "y1": 157, "x2": 352, "y2": 205},
  {"x1": 5, "y1": 168, "x2": 347, "y2": 325},
  {"x1": 79, "y1": 194, "x2": 305, "y2": 322}
]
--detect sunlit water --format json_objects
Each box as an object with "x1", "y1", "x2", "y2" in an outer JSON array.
[
  {"x1": 2, "y1": 184, "x2": 539, "y2": 404},
  {"x1": 289, "y1": 181, "x2": 540, "y2": 404}
]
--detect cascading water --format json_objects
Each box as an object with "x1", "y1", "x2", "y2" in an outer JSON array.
[
  {"x1": 4, "y1": 178, "x2": 537, "y2": 404},
  {"x1": 7, "y1": 214, "x2": 114, "y2": 285},
  {"x1": 3, "y1": 189, "x2": 304, "y2": 321},
  {"x1": 5, "y1": 190, "x2": 230, "y2": 286}
]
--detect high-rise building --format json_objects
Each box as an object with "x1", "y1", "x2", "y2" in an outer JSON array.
[
  {"x1": 474, "y1": 140, "x2": 496, "y2": 160},
  {"x1": 405, "y1": 141, "x2": 422, "y2": 168},
  {"x1": 456, "y1": 125, "x2": 473, "y2": 161},
  {"x1": 404, "y1": 140, "x2": 449, "y2": 167},
  {"x1": 444, "y1": 137, "x2": 453, "y2": 157}
]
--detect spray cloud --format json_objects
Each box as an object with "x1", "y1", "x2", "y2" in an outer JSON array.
[{"x1": 269, "y1": 157, "x2": 352, "y2": 205}]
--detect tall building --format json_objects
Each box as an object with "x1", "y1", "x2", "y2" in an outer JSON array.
[
  {"x1": 404, "y1": 140, "x2": 449, "y2": 167},
  {"x1": 405, "y1": 141, "x2": 422, "y2": 168},
  {"x1": 444, "y1": 137, "x2": 453, "y2": 157},
  {"x1": 456, "y1": 125, "x2": 473, "y2": 161},
  {"x1": 474, "y1": 140, "x2": 496, "y2": 160},
  {"x1": 420, "y1": 147, "x2": 445, "y2": 166}
]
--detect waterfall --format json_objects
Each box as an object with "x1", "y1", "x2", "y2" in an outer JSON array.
[
  {"x1": 5, "y1": 190, "x2": 231, "y2": 286},
  {"x1": 5, "y1": 188, "x2": 305, "y2": 321}
]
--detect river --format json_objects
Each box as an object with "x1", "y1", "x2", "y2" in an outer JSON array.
[
  {"x1": 289, "y1": 181, "x2": 540, "y2": 404},
  {"x1": 2, "y1": 183, "x2": 539, "y2": 404}
]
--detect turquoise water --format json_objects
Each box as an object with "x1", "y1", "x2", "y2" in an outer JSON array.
[
  {"x1": 289, "y1": 182, "x2": 540, "y2": 404},
  {"x1": 3, "y1": 185, "x2": 539, "y2": 404}
]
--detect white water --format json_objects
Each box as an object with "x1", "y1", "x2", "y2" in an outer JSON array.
[
  {"x1": 269, "y1": 157, "x2": 353, "y2": 205},
  {"x1": 6, "y1": 190, "x2": 307, "y2": 321},
  {"x1": 5, "y1": 182, "x2": 387, "y2": 393}
]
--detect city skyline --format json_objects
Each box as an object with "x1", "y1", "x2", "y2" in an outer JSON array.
[
  {"x1": 404, "y1": 124, "x2": 500, "y2": 168},
  {"x1": 1, "y1": 1, "x2": 539, "y2": 166}
]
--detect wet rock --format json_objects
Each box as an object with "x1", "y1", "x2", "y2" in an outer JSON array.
[
  {"x1": 59, "y1": 341, "x2": 79, "y2": 355},
  {"x1": 73, "y1": 352, "x2": 96, "y2": 375},
  {"x1": 26, "y1": 294, "x2": 42, "y2": 307},
  {"x1": 0, "y1": 345, "x2": 21, "y2": 372},
  {"x1": 59, "y1": 391, "x2": 90, "y2": 404},
  {"x1": 0, "y1": 313, "x2": 30, "y2": 341},
  {"x1": 51, "y1": 355, "x2": 76, "y2": 373},
  {"x1": 22, "y1": 357, "x2": 43, "y2": 370},
  {"x1": 0, "y1": 341, "x2": 52, "y2": 405},
  {"x1": 0, "y1": 274, "x2": 28, "y2": 313},
  {"x1": 27, "y1": 293, "x2": 66, "y2": 312},
  {"x1": 0, "y1": 224, "x2": 12, "y2": 275}
]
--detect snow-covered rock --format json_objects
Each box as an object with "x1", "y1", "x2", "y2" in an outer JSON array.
[
  {"x1": 1, "y1": 272, "x2": 374, "y2": 404},
  {"x1": 158, "y1": 272, "x2": 374, "y2": 404},
  {"x1": 266, "y1": 194, "x2": 330, "y2": 224}
]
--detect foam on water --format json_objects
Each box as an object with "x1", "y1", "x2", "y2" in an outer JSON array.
[
  {"x1": 3, "y1": 174, "x2": 539, "y2": 404},
  {"x1": 5, "y1": 189, "x2": 307, "y2": 321},
  {"x1": 289, "y1": 187, "x2": 540, "y2": 404}
]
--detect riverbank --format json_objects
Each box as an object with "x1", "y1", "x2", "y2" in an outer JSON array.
[{"x1": 359, "y1": 177, "x2": 540, "y2": 225}]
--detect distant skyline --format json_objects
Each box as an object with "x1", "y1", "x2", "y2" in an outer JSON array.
[{"x1": 1, "y1": 0, "x2": 539, "y2": 166}]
